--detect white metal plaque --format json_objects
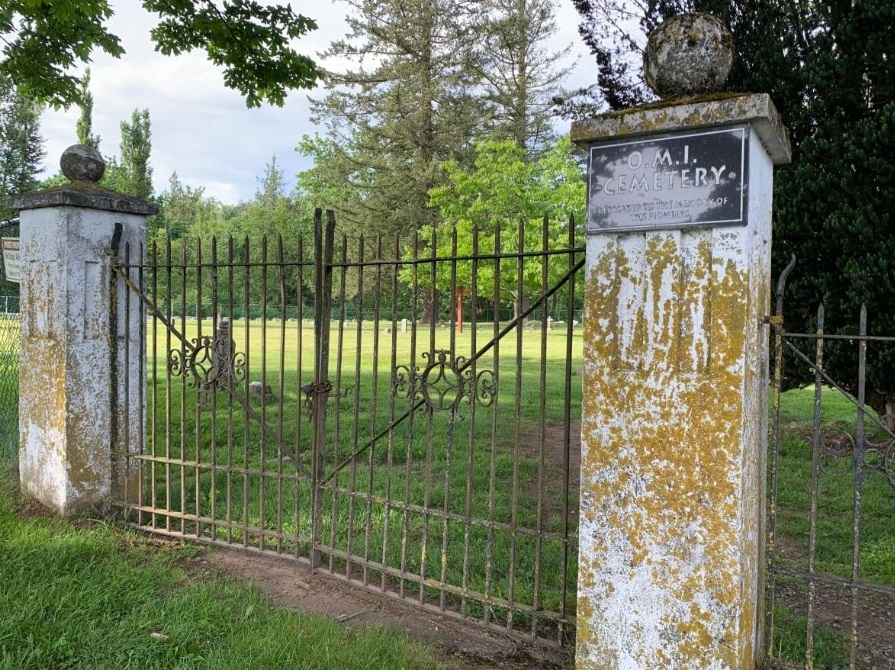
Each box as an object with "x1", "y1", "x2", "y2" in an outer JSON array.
[
  {"x1": 586, "y1": 125, "x2": 748, "y2": 234},
  {"x1": 1, "y1": 238, "x2": 20, "y2": 283}
]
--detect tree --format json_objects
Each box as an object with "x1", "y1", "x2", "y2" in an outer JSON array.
[
  {"x1": 571, "y1": 1, "x2": 895, "y2": 415},
  {"x1": 304, "y1": 0, "x2": 486, "y2": 236},
  {"x1": 151, "y1": 172, "x2": 213, "y2": 244},
  {"x1": 104, "y1": 108, "x2": 153, "y2": 199},
  {"x1": 75, "y1": 69, "x2": 101, "y2": 149},
  {"x1": 474, "y1": 0, "x2": 571, "y2": 154},
  {"x1": 417, "y1": 137, "x2": 585, "y2": 318},
  {"x1": 0, "y1": 73, "x2": 44, "y2": 219},
  {"x1": 0, "y1": 0, "x2": 321, "y2": 108}
]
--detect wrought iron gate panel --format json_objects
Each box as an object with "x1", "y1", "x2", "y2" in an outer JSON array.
[
  {"x1": 764, "y1": 260, "x2": 895, "y2": 670},
  {"x1": 117, "y1": 210, "x2": 584, "y2": 648}
]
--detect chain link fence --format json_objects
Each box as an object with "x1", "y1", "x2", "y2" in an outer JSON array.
[
  {"x1": 0, "y1": 218, "x2": 19, "y2": 462},
  {"x1": 0, "y1": 313, "x2": 18, "y2": 462}
]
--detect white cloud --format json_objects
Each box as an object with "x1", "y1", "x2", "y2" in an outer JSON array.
[{"x1": 39, "y1": 0, "x2": 593, "y2": 204}]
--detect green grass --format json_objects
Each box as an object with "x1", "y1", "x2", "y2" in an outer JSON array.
[
  {"x1": 767, "y1": 603, "x2": 850, "y2": 670},
  {"x1": 772, "y1": 386, "x2": 895, "y2": 584},
  {"x1": 0, "y1": 465, "x2": 446, "y2": 670}
]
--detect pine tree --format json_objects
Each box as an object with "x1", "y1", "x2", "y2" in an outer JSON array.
[
  {"x1": 304, "y1": 0, "x2": 486, "y2": 236},
  {"x1": 0, "y1": 75, "x2": 44, "y2": 220},
  {"x1": 475, "y1": 0, "x2": 571, "y2": 154},
  {"x1": 75, "y1": 69, "x2": 101, "y2": 149}
]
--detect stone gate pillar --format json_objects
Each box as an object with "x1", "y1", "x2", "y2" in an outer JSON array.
[
  {"x1": 571, "y1": 15, "x2": 790, "y2": 669},
  {"x1": 8, "y1": 145, "x2": 155, "y2": 516}
]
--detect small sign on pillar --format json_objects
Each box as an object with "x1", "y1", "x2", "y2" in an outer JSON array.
[{"x1": 572, "y1": 13, "x2": 791, "y2": 670}]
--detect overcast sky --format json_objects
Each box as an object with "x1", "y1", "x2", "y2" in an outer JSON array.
[{"x1": 38, "y1": 1, "x2": 598, "y2": 204}]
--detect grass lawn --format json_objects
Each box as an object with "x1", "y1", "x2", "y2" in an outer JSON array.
[{"x1": 0, "y1": 464, "x2": 448, "y2": 670}]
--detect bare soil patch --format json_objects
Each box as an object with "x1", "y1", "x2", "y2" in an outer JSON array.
[
  {"x1": 199, "y1": 546, "x2": 570, "y2": 670},
  {"x1": 773, "y1": 578, "x2": 895, "y2": 669}
]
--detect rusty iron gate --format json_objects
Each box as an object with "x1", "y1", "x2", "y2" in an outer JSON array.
[
  {"x1": 764, "y1": 259, "x2": 895, "y2": 669},
  {"x1": 112, "y1": 210, "x2": 585, "y2": 647}
]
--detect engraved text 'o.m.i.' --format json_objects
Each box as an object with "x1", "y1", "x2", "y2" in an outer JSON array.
[{"x1": 586, "y1": 125, "x2": 748, "y2": 234}]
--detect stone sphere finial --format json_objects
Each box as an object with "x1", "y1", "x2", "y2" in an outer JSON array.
[
  {"x1": 643, "y1": 13, "x2": 733, "y2": 99},
  {"x1": 60, "y1": 144, "x2": 106, "y2": 183}
]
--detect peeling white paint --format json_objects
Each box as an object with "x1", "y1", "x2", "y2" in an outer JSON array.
[
  {"x1": 576, "y1": 124, "x2": 780, "y2": 669},
  {"x1": 17, "y1": 200, "x2": 147, "y2": 516}
]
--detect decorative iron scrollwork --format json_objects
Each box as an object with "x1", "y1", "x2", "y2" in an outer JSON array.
[
  {"x1": 168, "y1": 318, "x2": 246, "y2": 398},
  {"x1": 393, "y1": 349, "x2": 496, "y2": 415},
  {"x1": 815, "y1": 423, "x2": 895, "y2": 507}
]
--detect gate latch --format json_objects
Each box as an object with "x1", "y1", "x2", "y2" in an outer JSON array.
[{"x1": 301, "y1": 380, "x2": 333, "y2": 422}]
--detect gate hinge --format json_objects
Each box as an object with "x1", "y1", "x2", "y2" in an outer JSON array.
[{"x1": 760, "y1": 315, "x2": 784, "y2": 326}]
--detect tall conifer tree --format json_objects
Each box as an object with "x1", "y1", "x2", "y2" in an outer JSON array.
[{"x1": 304, "y1": 0, "x2": 486, "y2": 236}]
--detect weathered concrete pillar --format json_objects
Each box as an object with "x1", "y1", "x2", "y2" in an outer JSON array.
[
  {"x1": 8, "y1": 145, "x2": 155, "y2": 516},
  {"x1": 571, "y1": 15, "x2": 791, "y2": 670}
]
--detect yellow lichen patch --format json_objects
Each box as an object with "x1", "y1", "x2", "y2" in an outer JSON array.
[{"x1": 578, "y1": 227, "x2": 765, "y2": 669}]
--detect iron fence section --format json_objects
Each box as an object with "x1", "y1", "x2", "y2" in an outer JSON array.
[
  {"x1": 120, "y1": 210, "x2": 585, "y2": 647},
  {"x1": 765, "y1": 263, "x2": 895, "y2": 669}
]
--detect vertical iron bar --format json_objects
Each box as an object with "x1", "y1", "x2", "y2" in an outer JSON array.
[
  {"x1": 294, "y1": 232, "x2": 305, "y2": 557},
  {"x1": 165, "y1": 236, "x2": 173, "y2": 533},
  {"x1": 806, "y1": 303, "x2": 825, "y2": 669},
  {"x1": 259, "y1": 235, "x2": 269, "y2": 550},
  {"x1": 363, "y1": 236, "x2": 380, "y2": 586},
  {"x1": 559, "y1": 214, "x2": 576, "y2": 644},
  {"x1": 226, "y1": 236, "x2": 235, "y2": 544},
  {"x1": 148, "y1": 241, "x2": 158, "y2": 528},
  {"x1": 346, "y1": 235, "x2": 365, "y2": 580},
  {"x1": 438, "y1": 226, "x2": 460, "y2": 610},
  {"x1": 484, "y1": 220, "x2": 501, "y2": 625},
  {"x1": 311, "y1": 210, "x2": 335, "y2": 569},
  {"x1": 419, "y1": 226, "x2": 438, "y2": 606},
  {"x1": 850, "y1": 306, "x2": 867, "y2": 669},
  {"x1": 764, "y1": 255, "x2": 794, "y2": 663},
  {"x1": 461, "y1": 221, "x2": 480, "y2": 618},
  {"x1": 194, "y1": 237, "x2": 203, "y2": 538},
  {"x1": 508, "y1": 218, "x2": 525, "y2": 631},
  {"x1": 137, "y1": 241, "x2": 146, "y2": 525},
  {"x1": 209, "y1": 236, "x2": 219, "y2": 541},
  {"x1": 329, "y1": 233, "x2": 349, "y2": 571},
  {"x1": 122, "y1": 242, "x2": 133, "y2": 514},
  {"x1": 531, "y1": 214, "x2": 550, "y2": 638},
  {"x1": 382, "y1": 234, "x2": 400, "y2": 592},
  {"x1": 276, "y1": 235, "x2": 287, "y2": 553},
  {"x1": 242, "y1": 236, "x2": 251, "y2": 547},
  {"x1": 179, "y1": 239, "x2": 188, "y2": 536},
  {"x1": 400, "y1": 227, "x2": 420, "y2": 599}
]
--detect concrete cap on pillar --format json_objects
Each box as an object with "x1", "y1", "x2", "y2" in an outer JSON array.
[{"x1": 7, "y1": 145, "x2": 158, "y2": 216}]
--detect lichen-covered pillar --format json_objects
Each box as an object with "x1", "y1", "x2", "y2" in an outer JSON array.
[
  {"x1": 571, "y1": 14, "x2": 791, "y2": 670},
  {"x1": 8, "y1": 145, "x2": 155, "y2": 516}
]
